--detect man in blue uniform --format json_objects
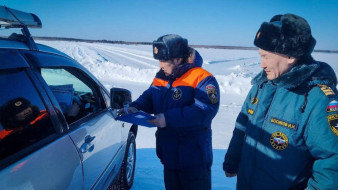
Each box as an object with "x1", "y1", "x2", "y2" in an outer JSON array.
[
  {"x1": 223, "y1": 14, "x2": 338, "y2": 189},
  {"x1": 128, "y1": 34, "x2": 220, "y2": 190}
]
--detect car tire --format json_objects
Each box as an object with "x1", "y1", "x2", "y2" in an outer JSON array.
[{"x1": 111, "y1": 132, "x2": 136, "y2": 190}]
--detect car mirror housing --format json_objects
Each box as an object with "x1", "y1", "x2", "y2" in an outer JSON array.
[{"x1": 110, "y1": 88, "x2": 132, "y2": 109}]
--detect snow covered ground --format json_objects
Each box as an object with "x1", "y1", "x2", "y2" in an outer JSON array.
[{"x1": 37, "y1": 41, "x2": 338, "y2": 189}]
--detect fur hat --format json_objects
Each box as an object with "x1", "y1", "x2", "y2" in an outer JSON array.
[
  {"x1": 254, "y1": 13, "x2": 316, "y2": 59},
  {"x1": 153, "y1": 34, "x2": 189, "y2": 61},
  {"x1": 0, "y1": 97, "x2": 31, "y2": 129}
]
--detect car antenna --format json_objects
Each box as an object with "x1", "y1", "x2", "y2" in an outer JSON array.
[{"x1": 4, "y1": 5, "x2": 38, "y2": 50}]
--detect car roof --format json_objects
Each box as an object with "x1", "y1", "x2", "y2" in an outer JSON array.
[{"x1": 0, "y1": 38, "x2": 70, "y2": 58}]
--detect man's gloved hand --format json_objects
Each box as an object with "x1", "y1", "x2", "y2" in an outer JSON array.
[{"x1": 148, "y1": 113, "x2": 166, "y2": 128}]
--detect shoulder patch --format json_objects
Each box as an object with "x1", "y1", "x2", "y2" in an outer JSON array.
[
  {"x1": 206, "y1": 84, "x2": 218, "y2": 104},
  {"x1": 327, "y1": 114, "x2": 338, "y2": 136},
  {"x1": 318, "y1": 84, "x2": 335, "y2": 96},
  {"x1": 327, "y1": 100, "x2": 338, "y2": 112}
]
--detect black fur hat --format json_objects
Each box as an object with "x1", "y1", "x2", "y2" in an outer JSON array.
[
  {"x1": 254, "y1": 13, "x2": 316, "y2": 58},
  {"x1": 0, "y1": 97, "x2": 31, "y2": 130},
  {"x1": 153, "y1": 34, "x2": 189, "y2": 61}
]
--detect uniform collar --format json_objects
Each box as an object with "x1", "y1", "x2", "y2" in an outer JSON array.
[{"x1": 251, "y1": 59, "x2": 320, "y2": 89}]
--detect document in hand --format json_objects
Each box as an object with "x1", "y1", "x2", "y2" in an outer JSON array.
[
  {"x1": 49, "y1": 84, "x2": 74, "y2": 112},
  {"x1": 117, "y1": 111, "x2": 156, "y2": 127}
]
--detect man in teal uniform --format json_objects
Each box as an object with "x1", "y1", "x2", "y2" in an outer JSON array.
[{"x1": 223, "y1": 14, "x2": 338, "y2": 190}]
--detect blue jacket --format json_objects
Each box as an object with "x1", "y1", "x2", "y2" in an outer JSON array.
[
  {"x1": 223, "y1": 58, "x2": 338, "y2": 190},
  {"x1": 131, "y1": 52, "x2": 220, "y2": 171}
]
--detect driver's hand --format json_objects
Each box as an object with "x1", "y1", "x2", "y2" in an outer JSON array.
[{"x1": 66, "y1": 103, "x2": 80, "y2": 117}]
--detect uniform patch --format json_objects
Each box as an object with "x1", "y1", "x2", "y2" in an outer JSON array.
[
  {"x1": 172, "y1": 88, "x2": 182, "y2": 100},
  {"x1": 154, "y1": 46, "x2": 158, "y2": 54},
  {"x1": 15, "y1": 101, "x2": 22, "y2": 107},
  {"x1": 270, "y1": 132, "x2": 289, "y2": 150},
  {"x1": 256, "y1": 31, "x2": 261, "y2": 39},
  {"x1": 318, "y1": 84, "x2": 335, "y2": 96},
  {"x1": 327, "y1": 100, "x2": 338, "y2": 112},
  {"x1": 251, "y1": 98, "x2": 258, "y2": 105},
  {"x1": 327, "y1": 114, "x2": 338, "y2": 136},
  {"x1": 206, "y1": 84, "x2": 218, "y2": 104},
  {"x1": 248, "y1": 109, "x2": 254, "y2": 115},
  {"x1": 270, "y1": 117, "x2": 297, "y2": 130}
]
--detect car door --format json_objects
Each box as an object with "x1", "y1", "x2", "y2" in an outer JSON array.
[
  {"x1": 0, "y1": 53, "x2": 82, "y2": 190},
  {"x1": 34, "y1": 52, "x2": 123, "y2": 189}
]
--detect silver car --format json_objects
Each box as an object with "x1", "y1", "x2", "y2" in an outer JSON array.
[{"x1": 0, "y1": 6, "x2": 137, "y2": 190}]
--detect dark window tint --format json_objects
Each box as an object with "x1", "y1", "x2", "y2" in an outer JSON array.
[{"x1": 0, "y1": 69, "x2": 55, "y2": 160}]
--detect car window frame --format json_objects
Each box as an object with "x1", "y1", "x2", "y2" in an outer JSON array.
[
  {"x1": 22, "y1": 51, "x2": 110, "y2": 131},
  {"x1": 0, "y1": 67, "x2": 61, "y2": 169}
]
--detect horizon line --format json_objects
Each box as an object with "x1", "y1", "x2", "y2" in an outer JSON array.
[{"x1": 33, "y1": 36, "x2": 338, "y2": 54}]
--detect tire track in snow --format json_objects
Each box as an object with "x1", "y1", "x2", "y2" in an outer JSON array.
[{"x1": 83, "y1": 43, "x2": 158, "y2": 69}]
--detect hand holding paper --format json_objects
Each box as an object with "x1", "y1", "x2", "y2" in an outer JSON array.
[
  {"x1": 117, "y1": 110, "x2": 156, "y2": 127},
  {"x1": 148, "y1": 113, "x2": 166, "y2": 128}
]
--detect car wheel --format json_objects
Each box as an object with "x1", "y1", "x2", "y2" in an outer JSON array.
[{"x1": 111, "y1": 132, "x2": 136, "y2": 190}]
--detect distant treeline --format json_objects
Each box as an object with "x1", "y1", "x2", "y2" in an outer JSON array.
[{"x1": 33, "y1": 36, "x2": 338, "y2": 53}]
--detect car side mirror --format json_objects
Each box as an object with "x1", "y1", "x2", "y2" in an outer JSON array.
[{"x1": 110, "y1": 88, "x2": 132, "y2": 109}]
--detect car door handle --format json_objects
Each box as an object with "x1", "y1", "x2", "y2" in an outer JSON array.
[{"x1": 80, "y1": 135, "x2": 96, "y2": 153}]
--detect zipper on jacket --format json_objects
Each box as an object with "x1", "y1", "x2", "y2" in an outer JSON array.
[
  {"x1": 250, "y1": 84, "x2": 278, "y2": 187},
  {"x1": 161, "y1": 79, "x2": 174, "y2": 113}
]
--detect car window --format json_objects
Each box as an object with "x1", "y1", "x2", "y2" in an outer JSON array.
[
  {"x1": 0, "y1": 69, "x2": 55, "y2": 161},
  {"x1": 41, "y1": 68, "x2": 102, "y2": 124}
]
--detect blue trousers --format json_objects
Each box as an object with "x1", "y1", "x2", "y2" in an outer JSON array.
[{"x1": 164, "y1": 167, "x2": 211, "y2": 190}]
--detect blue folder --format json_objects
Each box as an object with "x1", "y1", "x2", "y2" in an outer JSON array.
[{"x1": 117, "y1": 111, "x2": 157, "y2": 127}]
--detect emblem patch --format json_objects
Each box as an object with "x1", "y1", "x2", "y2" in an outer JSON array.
[
  {"x1": 327, "y1": 100, "x2": 338, "y2": 112},
  {"x1": 172, "y1": 88, "x2": 182, "y2": 100},
  {"x1": 318, "y1": 84, "x2": 335, "y2": 96},
  {"x1": 15, "y1": 101, "x2": 22, "y2": 107},
  {"x1": 256, "y1": 31, "x2": 261, "y2": 39},
  {"x1": 206, "y1": 84, "x2": 218, "y2": 104},
  {"x1": 154, "y1": 46, "x2": 158, "y2": 54},
  {"x1": 327, "y1": 114, "x2": 338, "y2": 136},
  {"x1": 248, "y1": 109, "x2": 254, "y2": 115},
  {"x1": 251, "y1": 98, "x2": 258, "y2": 105},
  {"x1": 270, "y1": 117, "x2": 297, "y2": 130},
  {"x1": 270, "y1": 132, "x2": 289, "y2": 150}
]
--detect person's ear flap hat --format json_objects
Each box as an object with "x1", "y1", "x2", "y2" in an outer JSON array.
[
  {"x1": 254, "y1": 13, "x2": 316, "y2": 59},
  {"x1": 0, "y1": 97, "x2": 31, "y2": 129},
  {"x1": 153, "y1": 34, "x2": 189, "y2": 61}
]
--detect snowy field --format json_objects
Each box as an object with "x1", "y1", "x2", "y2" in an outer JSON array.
[{"x1": 38, "y1": 41, "x2": 338, "y2": 189}]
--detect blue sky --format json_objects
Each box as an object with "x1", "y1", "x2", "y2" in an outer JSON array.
[{"x1": 3, "y1": 0, "x2": 338, "y2": 50}]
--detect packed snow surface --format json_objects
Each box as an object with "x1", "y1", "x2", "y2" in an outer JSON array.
[{"x1": 38, "y1": 41, "x2": 338, "y2": 189}]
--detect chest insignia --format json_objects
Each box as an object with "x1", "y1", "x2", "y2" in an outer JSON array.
[
  {"x1": 318, "y1": 84, "x2": 335, "y2": 96},
  {"x1": 172, "y1": 88, "x2": 182, "y2": 100},
  {"x1": 327, "y1": 114, "x2": 338, "y2": 136},
  {"x1": 270, "y1": 117, "x2": 297, "y2": 130},
  {"x1": 270, "y1": 132, "x2": 289, "y2": 150},
  {"x1": 251, "y1": 98, "x2": 258, "y2": 105},
  {"x1": 248, "y1": 109, "x2": 254, "y2": 115},
  {"x1": 327, "y1": 100, "x2": 338, "y2": 112},
  {"x1": 206, "y1": 84, "x2": 218, "y2": 104}
]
